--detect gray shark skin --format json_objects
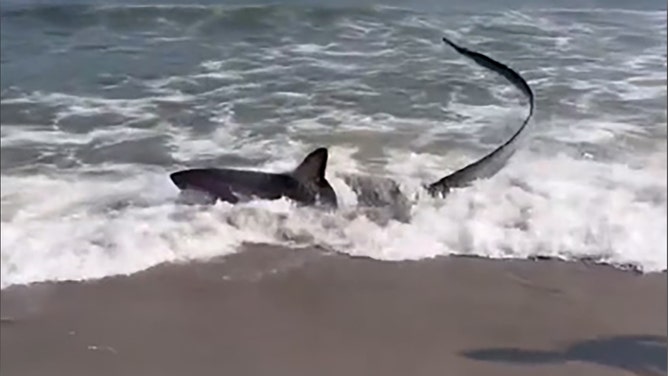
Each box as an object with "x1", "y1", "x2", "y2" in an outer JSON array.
[
  {"x1": 170, "y1": 147, "x2": 338, "y2": 208},
  {"x1": 169, "y1": 36, "x2": 534, "y2": 213}
]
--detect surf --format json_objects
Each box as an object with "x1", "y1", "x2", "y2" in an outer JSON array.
[{"x1": 169, "y1": 36, "x2": 535, "y2": 211}]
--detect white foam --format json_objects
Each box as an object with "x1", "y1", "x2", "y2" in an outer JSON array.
[
  {"x1": 2, "y1": 142, "x2": 665, "y2": 289},
  {"x1": 289, "y1": 43, "x2": 395, "y2": 59},
  {"x1": 2, "y1": 91, "x2": 196, "y2": 133},
  {"x1": 1, "y1": 169, "x2": 254, "y2": 288},
  {"x1": 281, "y1": 149, "x2": 667, "y2": 271},
  {"x1": 4, "y1": 92, "x2": 157, "y2": 121},
  {"x1": 543, "y1": 119, "x2": 647, "y2": 144},
  {"x1": 165, "y1": 120, "x2": 306, "y2": 165}
]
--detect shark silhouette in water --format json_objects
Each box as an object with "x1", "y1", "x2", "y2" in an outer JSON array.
[
  {"x1": 170, "y1": 147, "x2": 338, "y2": 207},
  {"x1": 169, "y1": 36, "x2": 535, "y2": 211}
]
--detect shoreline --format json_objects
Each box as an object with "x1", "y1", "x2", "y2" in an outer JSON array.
[{"x1": 2, "y1": 245, "x2": 664, "y2": 292}]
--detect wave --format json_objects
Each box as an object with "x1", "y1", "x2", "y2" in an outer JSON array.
[
  {"x1": 1, "y1": 2, "x2": 666, "y2": 288},
  {"x1": 0, "y1": 4, "x2": 409, "y2": 34},
  {"x1": 1, "y1": 145, "x2": 665, "y2": 289}
]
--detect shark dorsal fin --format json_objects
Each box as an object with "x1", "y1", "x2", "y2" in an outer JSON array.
[{"x1": 292, "y1": 147, "x2": 328, "y2": 183}]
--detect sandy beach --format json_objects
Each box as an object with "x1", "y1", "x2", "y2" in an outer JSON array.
[
  {"x1": 1, "y1": 244, "x2": 665, "y2": 376},
  {"x1": 2, "y1": 1, "x2": 667, "y2": 375}
]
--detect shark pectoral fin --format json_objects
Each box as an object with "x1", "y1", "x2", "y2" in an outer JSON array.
[{"x1": 292, "y1": 147, "x2": 328, "y2": 183}]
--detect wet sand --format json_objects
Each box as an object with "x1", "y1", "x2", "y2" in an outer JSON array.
[{"x1": 1, "y1": 244, "x2": 666, "y2": 376}]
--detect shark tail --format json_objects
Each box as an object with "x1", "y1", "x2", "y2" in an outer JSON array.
[{"x1": 426, "y1": 36, "x2": 535, "y2": 196}]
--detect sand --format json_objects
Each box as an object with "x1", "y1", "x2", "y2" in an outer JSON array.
[{"x1": 1, "y1": 244, "x2": 666, "y2": 376}]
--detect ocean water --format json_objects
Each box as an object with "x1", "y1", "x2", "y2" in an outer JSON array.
[{"x1": 1, "y1": 0, "x2": 666, "y2": 288}]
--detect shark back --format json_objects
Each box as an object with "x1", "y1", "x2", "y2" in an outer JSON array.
[
  {"x1": 169, "y1": 147, "x2": 337, "y2": 208},
  {"x1": 170, "y1": 168, "x2": 299, "y2": 204}
]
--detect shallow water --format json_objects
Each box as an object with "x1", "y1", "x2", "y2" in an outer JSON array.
[{"x1": 1, "y1": 0, "x2": 666, "y2": 287}]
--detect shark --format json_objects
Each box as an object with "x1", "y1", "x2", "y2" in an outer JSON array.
[
  {"x1": 169, "y1": 36, "x2": 535, "y2": 212},
  {"x1": 170, "y1": 147, "x2": 338, "y2": 208}
]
